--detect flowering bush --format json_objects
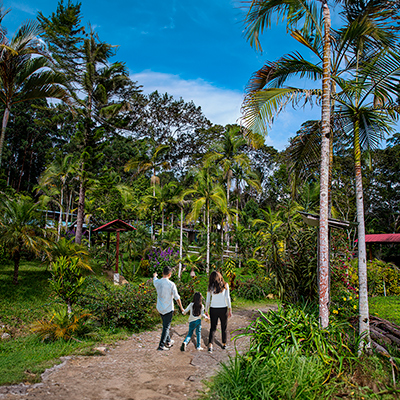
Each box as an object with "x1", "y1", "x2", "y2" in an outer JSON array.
[
  {"x1": 147, "y1": 247, "x2": 179, "y2": 276},
  {"x1": 78, "y1": 278, "x2": 158, "y2": 331},
  {"x1": 331, "y1": 250, "x2": 358, "y2": 296},
  {"x1": 332, "y1": 252, "x2": 400, "y2": 297},
  {"x1": 331, "y1": 291, "x2": 359, "y2": 321},
  {"x1": 367, "y1": 259, "x2": 400, "y2": 296}
]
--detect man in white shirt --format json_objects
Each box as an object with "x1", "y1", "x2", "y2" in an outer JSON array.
[{"x1": 153, "y1": 266, "x2": 184, "y2": 351}]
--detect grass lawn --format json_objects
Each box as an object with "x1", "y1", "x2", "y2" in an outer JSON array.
[
  {"x1": 369, "y1": 295, "x2": 400, "y2": 325},
  {"x1": 0, "y1": 260, "x2": 130, "y2": 385}
]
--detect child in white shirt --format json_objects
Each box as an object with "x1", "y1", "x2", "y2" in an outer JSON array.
[{"x1": 181, "y1": 292, "x2": 209, "y2": 351}]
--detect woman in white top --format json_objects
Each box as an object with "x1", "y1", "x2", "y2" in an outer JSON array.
[{"x1": 205, "y1": 270, "x2": 232, "y2": 353}]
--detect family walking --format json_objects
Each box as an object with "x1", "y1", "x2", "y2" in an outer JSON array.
[{"x1": 153, "y1": 268, "x2": 232, "y2": 352}]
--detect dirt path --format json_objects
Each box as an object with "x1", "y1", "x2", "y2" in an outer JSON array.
[{"x1": 0, "y1": 305, "x2": 276, "y2": 400}]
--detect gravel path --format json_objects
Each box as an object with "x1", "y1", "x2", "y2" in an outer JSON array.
[{"x1": 0, "y1": 305, "x2": 276, "y2": 400}]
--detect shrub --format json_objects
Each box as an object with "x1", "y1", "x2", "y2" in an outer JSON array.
[
  {"x1": 367, "y1": 259, "x2": 400, "y2": 296},
  {"x1": 208, "y1": 352, "x2": 331, "y2": 400},
  {"x1": 235, "y1": 276, "x2": 274, "y2": 301},
  {"x1": 31, "y1": 306, "x2": 95, "y2": 342},
  {"x1": 147, "y1": 247, "x2": 179, "y2": 276},
  {"x1": 239, "y1": 304, "x2": 357, "y2": 366},
  {"x1": 78, "y1": 278, "x2": 158, "y2": 331},
  {"x1": 49, "y1": 256, "x2": 86, "y2": 311},
  {"x1": 178, "y1": 276, "x2": 206, "y2": 307},
  {"x1": 331, "y1": 291, "x2": 359, "y2": 321}
]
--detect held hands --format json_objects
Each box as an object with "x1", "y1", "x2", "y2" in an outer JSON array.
[{"x1": 153, "y1": 272, "x2": 158, "y2": 278}]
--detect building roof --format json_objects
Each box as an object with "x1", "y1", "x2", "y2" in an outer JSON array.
[
  {"x1": 298, "y1": 212, "x2": 352, "y2": 230},
  {"x1": 93, "y1": 219, "x2": 136, "y2": 232},
  {"x1": 365, "y1": 234, "x2": 400, "y2": 243}
]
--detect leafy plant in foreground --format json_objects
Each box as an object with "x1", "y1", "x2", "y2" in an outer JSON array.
[
  {"x1": 49, "y1": 256, "x2": 87, "y2": 312},
  {"x1": 31, "y1": 306, "x2": 94, "y2": 342}
]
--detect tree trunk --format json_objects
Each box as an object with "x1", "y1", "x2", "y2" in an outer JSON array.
[
  {"x1": 355, "y1": 122, "x2": 370, "y2": 350},
  {"x1": 13, "y1": 250, "x2": 21, "y2": 285},
  {"x1": 178, "y1": 207, "x2": 183, "y2": 278},
  {"x1": 162, "y1": 208, "x2": 165, "y2": 236},
  {"x1": 0, "y1": 106, "x2": 11, "y2": 167},
  {"x1": 65, "y1": 190, "x2": 72, "y2": 233},
  {"x1": 58, "y1": 187, "x2": 64, "y2": 240},
  {"x1": 226, "y1": 172, "x2": 231, "y2": 248},
  {"x1": 75, "y1": 179, "x2": 86, "y2": 244},
  {"x1": 206, "y1": 201, "x2": 210, "y2": 275},
  {"x1": 318, "y1": 0, "x2": 332, "y2": 329}
]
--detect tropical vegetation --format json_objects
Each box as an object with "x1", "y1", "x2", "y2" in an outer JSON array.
[{"x1": 0, "y1": 0, "x2": 400, "y2": 397}]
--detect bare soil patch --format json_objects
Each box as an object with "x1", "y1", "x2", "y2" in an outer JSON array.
[{"x1": 0, "y1": 304, "x2": 276, "y2": 400}]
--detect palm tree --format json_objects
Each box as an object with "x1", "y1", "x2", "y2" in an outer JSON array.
[
  {"x1": 242, "y1": 0, "x2": 332, "y2": 327},
  {"x1": 125, "y1": 140, "x2": 170, "y2": 240},
  {"x1": 204, "y1": 125, "x2": 250, "y2": 247},
  {"x1": 332, "y1": 50, "x2": 400, "y2": 348},
  {"x1": 184, "y1": 167, "x2": 228, "y2": 274},
  {"x1": 72, "y1": 30, "x2": 131, "y2": 244},
  {"x1": 0, "y1": 195, "x2": 50, "y2": 284},
  {"x1": 0, "y1": 18, "x2": 66, "y2": 166},
  {"x1": 242, "y1": 0, "x2": 399, "y2": 329},
  {"x1": 38, "y1": 154, "x2": 75, "y2": 240},
  {"x1": 141, "y1": 181, "x2": 177, "y2": 237}
]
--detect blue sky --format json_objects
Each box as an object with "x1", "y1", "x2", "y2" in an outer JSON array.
[{"x1": 3, "y1": 0, "x2": 323, "y2": 150}]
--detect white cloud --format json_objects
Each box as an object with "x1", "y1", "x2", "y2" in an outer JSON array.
[
  {"x1": 130, "y1": 70, "x2": 322, "y2": 151},
  {"x1": 130, "y1": 70, "x2": 243, "y2": 127},
  {"x1": 9, "y1": 2, "x2": 36, "y2": 15}
]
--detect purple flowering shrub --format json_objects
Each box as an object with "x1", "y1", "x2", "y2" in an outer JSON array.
[{"x1": 147, "y1": 247, "x2": 179, "y2": 275}]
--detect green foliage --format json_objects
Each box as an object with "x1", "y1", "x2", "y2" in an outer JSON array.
[
  {"x1": 0, "y1": 243, "x2": 9, "y2": 264},
  {"x1": 77, "y1": 278, "x2": 158, "y2": 331},
  {"x1": 176, "y1": 276, "x2": 201, "y2": 307},
  {"x1": 235, "y1": 276, "x2": 273, "y2": 301},
  {"x1": 330, "y1": 291, "x2": 359, "y2": 322},
  {"x1": 31, "y1": 306, "x2": 95, "y2": 342},
  {"x1": 207, "y1": 304, "x2": 364, "y2": 400},
  {"x1": 207, "y1": 352, "x2": 330, "y2": 400},
  {"x1": 49, "y1": 257, "x2": 87, "y2": 309},
  {"x1": 333, "y1": 254, "x2": 400, "y2": 297},
  {"x1": 47, "y1": 238, "x2": 91, "y2": 271},
  {"x1": 238, "y1": 304, "x2": 357, "y2": 367},
  {"x1": 367, "y1": 259, "x2": 400, "y2": 296}
]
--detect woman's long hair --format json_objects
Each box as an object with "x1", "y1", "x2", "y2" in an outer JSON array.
[
  {"x1": 192, "y1": 292, "x2": 203, "y2": 317},
  {"x1": 208, "y1": 270, "x2": 226, "y2": 294}
]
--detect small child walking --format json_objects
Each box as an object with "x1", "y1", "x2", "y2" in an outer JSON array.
[{"x1": 181, "y1": 292, "x2": 209, "y2": 351}]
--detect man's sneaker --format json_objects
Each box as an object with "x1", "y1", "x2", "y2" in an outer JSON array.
[
  {"x1": 157, "y1": 346, "x2": 165, "y2": 351},
  {"x1": 222, "y1": 344, "x2": 227, "y2": 350},
  {"x1": 208, "y1": 346, "x2": 213, "y2": 353},
  {"x1": 165, "y1": 339, "x2": 174, "y2": 348},
  {"x1": 180, "y1": 342, "x2": 186, "y2": 352},
  {"x1": 197, "y1": 346, "x2": 204, "y2": 351}
]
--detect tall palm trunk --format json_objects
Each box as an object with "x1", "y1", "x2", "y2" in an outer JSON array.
[
  {"x1": 13, "y1": 250, "x2": 21, "y2": 285},
  {"x1": 178, "y1": 207, "x2": 183, "y2": 278},
  {"x1": 161, "y1": 208, "x2": 165, "y2": 236},
  {"x1": 354, "y1": 120, "x2": 370, "y2": 349},
  {"x1": 318, "y1": 0, "x2": 332, "y2": 329},
  {"x1": 0, "y1": 105, "x2": 10, "y2": 167},
  {"x1": 75, "y1": 179, "x2": 85, "y2": 244},
  {"x1": 226, "y1": 171, "x2": 231, "y2": 248},
  {"x1": 206, "y1": 200, "x2": 210, "y2": 275},
  {"x1": 57, "y1": 187, "x2": 64, "y2": 240}
]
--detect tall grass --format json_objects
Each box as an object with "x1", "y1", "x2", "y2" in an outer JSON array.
[{"x1": 206, "y1": 303, "x2": 400, "y2": 400}]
